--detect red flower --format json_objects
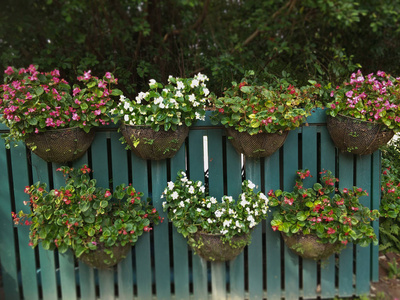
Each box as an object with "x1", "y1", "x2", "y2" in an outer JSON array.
[
  {"x1": 104, "y1": 191, "x2": 112, "y2": 198},
  {"x1": 238, "y1": 81, "x2": 247, "y2": 89},
  {"x1": 327, "y1": 227, "x2": 336, "y2": 234}
]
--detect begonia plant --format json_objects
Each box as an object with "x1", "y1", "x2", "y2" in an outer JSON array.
[
  {"x1": 161, "y1": 171, "x2": 270, "y2": 245},
  {"x1": 112, "y1": 73, "x2": 212, "y2": 131},
  {"x1": 12, "y1": 165, "x2": 161, "y2": 265},
  {"x1": 269, "y1": 169, "x2": 379, "y2": 247},
  {"x1": 325, "y1": 70, "x2": 400, "y2": 131},
  {"x1": 0, "y1": 65, "x2": 122, "y2": 147},
  {"x1": 210, "y1": 70, "x2": 321, "y2": 135}
]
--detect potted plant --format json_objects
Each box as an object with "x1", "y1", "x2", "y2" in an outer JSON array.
[
  {"x1": 112, "y1": 73, "x2": 211, "y2": 160},
  {"x1": 0, "y1": 65, "x2": 122, "y2": 163},
  {"x1": 161, "y1": 171, "x2": 270, "y2": 261},
  {"x1": 325, "y1": 70, "x2": 400, "y2": 155},
  {"x1": 12, "y1": 165, "x2": 161, "y2": 269},
  {"x1": 269, "y1": 169, "x2": 379, "y2": 260},
  {"x1": 210, "y1": 70, "x2": 320, "y2": 158}
]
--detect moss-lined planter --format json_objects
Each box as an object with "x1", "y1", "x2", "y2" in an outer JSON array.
[
  {"x1": 326, "y1": 114, "x2": 394, "y2": 155},
  {"x1": 25, "y1": 127, "x2": 95, "y2": 163},
  {"x1": 120, "y1": 124, "x2": 189, "y2": 160},
  {"x1": 282, "y1": 232, "x2": 343, "y2": 260},
  {"x1": 189, "y1": 231, "x2": 251, "y2": 262},
  {"x1": 226, "y1": 127, "x2": 289, "y2": 158},
  {"x1": 78, "y1": 243, "x2": 131, "y2": 269}
]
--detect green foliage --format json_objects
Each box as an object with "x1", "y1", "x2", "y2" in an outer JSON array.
[
  {"x1": 379, "y1": 139, "x2": 400, "y2": 253},
  {"x1": 12, "y1": 165, "x2": 161, "y2": 258},
  {"x1": 210, "y1": 71, "x2": 321, "y2": 134},
  {"x1": 269, "y1": 169, "x2": 380, "y2": 247},
  {"x1": 161, "y1": 171, "x2": 270, "y2": 243},
  {"x1": 387, "y1": 258, "x2": 400, "y2": 279}
]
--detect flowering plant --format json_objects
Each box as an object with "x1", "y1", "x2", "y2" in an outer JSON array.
[
  {"x1": 161, "y1": 171, "x2": 269, "y2": 244},
  {"x1": 325, "y1": 70, "x2": 400, "y2": 131},
  {"x1": 12, "y1": 165, "x2": 161, "y2": 261},
  {"x1": 0, "y1": 65, "x2": 121, "y2": 146},
  {"x1": 269, "y1": 169, "x2": 379, "y2": 247},
  {"x1": 210, "y1": 71, "x2": 320, "y2": 135},
  {"x1": 112, "y1": 73, "x2": 211, "y2": 131}
]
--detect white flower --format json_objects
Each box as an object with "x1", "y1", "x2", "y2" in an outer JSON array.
[
  {"x1": 179, "y1": 201, "x2": 185, "y2": 208},
  {"x1": 223, "y1": 219, "x2": 232, "y2": 227},
  {"x1": 168, "y1": 75, "x2": 173, "y2": 83},
  {"x1": 172, "y1": 191, "x2": 179, "y2": 200},
  {"x1": 210, "y1": 197, "x2": 217, "y2": 204},
  {"x1": 124, "y1": 115, "x2": 130, "y2": 122},
  {"x1": 159, "y1": 103, "x2": 165, "y2": 109},
  {"x1": 175, "y1": 91, "x2": 183, "y2": 98},
  {"x1": 259, "y1": 192, "x2": 268, "y2": 204},
  {"x1": 195, "y1": 112, "x2": 201, "y2": 120},
  {"x1": 203, "y1": 87, "x2": 210, "y2": 96},
  {"x1": 177, "y1": 81, "x2": 185, "y2": 90},
  {"x1": 162, "y1": 201, "x2": 167, "y2": 208},
  {"x1": 220, "y1": 229, "x2": 229, "y2": 235},
  {"x1": 215, "y1": 210, "x2": 223, "y2": 218},
  {"x1": 247, "y1": 180, "x2": 256, "y2": 189},
  {"x1": 240, "y1": 194, "x2": 249, "y2": 207},
  {"x1": 188, "y1": 186, "x2": 195, "y2": 194},
  {"x1": 235, "y1": 220, "x2": 242, "y2": 228},
  {"x1": 196, "y1": 181, "x2": 202, "y2": 187},
  {"x1": 181, "y1": 177, "x2": 188, "y2": 183},
  {"x1": 173, "y1": 209, "x2": 177, "y2": 214},
  {"x1": 185, "y1": 198, "x2": 190, "y2": 203},
  {"x1": 190, "y1": 79, "x2": 199, "y2": 88},
  {"x1": 207, "y1": 203, "x2": 211, "y2": 208},
  {"x1": 199, "y1": 185, "x2": 205, "y2": 193},
  {"x1": 229, "y1": 208, "x2": 234, "y2": 215},
  {"x1": 188, "y1": 94, "x2": 196, "y2": 102},
  {"x1": 197, "y1": 208, "x2": 202, "y2": 213},
  {"x1": 168, "y1": 181, "x2": 175, "y2": 190},
  {"x1": 154, "y1": 96, "x2": 163, "y2": 105},
  {"x1": 149, "y1": 79, "x2": 157, "y2": 86},
  {"x1": 247, "y1": 215, "x2": 256, "y2": 228},
  {"x1": 207, "y1": 218, "x2": 213, "y2": 224}
]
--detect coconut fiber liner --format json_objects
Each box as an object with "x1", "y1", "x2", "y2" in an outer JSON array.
[{"x1": 326, "y1": 114, "x2": 394, "y2": 155}]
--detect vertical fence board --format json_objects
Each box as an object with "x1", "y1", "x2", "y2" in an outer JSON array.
[
  {"x1": 152, "y1": 160, "x2": 171, "y2": 300},
  {"x1": 0, "y1": 142, "x2": 20, "y2": 300},
  {"x1": 91, "y1": 132, "x2": 115, "y2": 300},
  {"x1": 245, "y1": 157, "x2": 263, "y2": 300},
  {"x1": 170, "y1": 144, "x2": 191, "y2": 300},
  {"x1": 188, "y1": 129, "x2": 208, "y2": 300},
  {"x1": 283, "y1": 130, "x2": 300, "y2": 300},
  {"x1": 371, "y1": 151, "x2": 380, "y2": 282},
  {"x1": 338, "y1": 152, "x2": 355, "y2": 297},
  {"x1": 208, "y1": 129, "x2": 226, "y2": 300},
  {"x1": 265, "y1": 150, "x2": 282, "y2": 299},
  {"x1": 355, "y1": 155, "x2": 372, "y2": 295},
  {"x1": 301, "y1": 126, "x2": 318, "y2": 299},
  {"x1": 130, "y1": 151, "x2": 153, "y2": 300},
  {"x1": 11, "y1": 145, "x2": 40, "y2": 300},
  {"x1": 31, "y1": 155, "x2": 59, "y2": 300},
  {"x1": 225, "y1": 138, "x2": 245, "y2": 300},
  {"x1": 319, "y1": 127, "x2": 337, "y2": 298},
  {"x1": 110, "y1": 133, "x2": 134, "y2": 300}
]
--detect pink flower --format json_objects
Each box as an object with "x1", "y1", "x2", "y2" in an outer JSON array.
[
  {"x1": 73, "y1": 88, "x2": 81, "y2": 96},
  {"x1": 327, "y1": 227, "x2": 336, "y2": 234},
  {"x1": 98, "y1": 80, "x2": 107, "y2": 88},
  {"x1": 83, "y1": 70, "x2": 92, "y2": 80},
  {"x1": 105, "y1": 191, "x2": 112, "y2": 198},
  {"x1": 105, "y1": 72, "x2": 112, "y2": 79},
  {"x1": 4, "y1": 66, "x2": 14, "y2": 75},
  {"x1": 345, "y1": 90, "x2": 353, "y2": 98}
]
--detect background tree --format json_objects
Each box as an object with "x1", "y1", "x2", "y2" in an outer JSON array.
[{"x1": 1, "y1": 0, "x2": 400, "y2": 95}]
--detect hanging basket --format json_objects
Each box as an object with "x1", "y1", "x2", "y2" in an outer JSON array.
[
  {"x1": 226, "y1": 127, "x2": 289, "y2": 158},
  {"x1": 25, "y1": 127, "x2": 95, "y2": 163},
  {"x1": 78, "y1": 243, "x2": 131, "y2": 269},
  {"x1": 189, "y1": 231, "x2": 251, "y2": 262},
  {"x1": 326, "y1": 114, "x2": 394, "y2": 155},
  {"x1": 282, "y1": 232, "x2": 343, "y2": 260},
  {"x1": 120, "y1": 125, "x2": 189, "y2": 160}
]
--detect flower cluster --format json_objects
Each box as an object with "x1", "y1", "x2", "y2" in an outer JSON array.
[
  {"x1": 380, "y1": 166, "x2": 400, "y2": 219},
  {"x1": 0, "y1": 65, "x2": 121, "y2": 146},
  {"x1": 112, "y1": 73, "x2": 211, "y2": 131},
  {"x1": 210, "y1": 71, "x2": 320, "y2": 135},
  {"x1": 12, "y1": 165, "x2": 161, "y2": 257},
  {"x1": 326, "y1": 70, "x2": 400, "y2": 131},
  {"x1": 269, "y1": 169, "x2": 379, "y2": 247},
  {"x1": 161, "y1": 171, "x2": 269, "y2": 242}
]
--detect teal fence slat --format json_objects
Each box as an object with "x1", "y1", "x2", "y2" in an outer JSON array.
[{"x1": 0, "y1": 109, "x2": 381, "y2": 300}]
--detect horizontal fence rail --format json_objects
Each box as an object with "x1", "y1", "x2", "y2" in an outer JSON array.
[{"x1": 0, "y1": 109, "x2": 380, "y2": 300}]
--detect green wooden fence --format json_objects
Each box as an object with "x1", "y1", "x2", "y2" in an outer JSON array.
[{"x1": 0, "y1": 109, "x2": 380, "y2": 300}]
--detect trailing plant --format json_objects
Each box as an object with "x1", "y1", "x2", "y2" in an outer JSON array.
[
  {"x1": 269, "y1": 169, "x2": 379, "y2": 247},
  {"x1": 12, "y1": 165, "x2": 161, "y2": 259},
  {"x1": 325, "y1": 70, "x2": 400, "y2": 131},
  {"x1": 210, "y1": 70, "x2": 321, "y2": 135},
  {"x1": 112, "y1": 73, "x2": 212, "y2": 132},
  {"x1": 161, "y1": 171, "x2": 269, "y2": 246},
  {"x1": 0, "y1": 65, "x2": 122, "y2": 147}
]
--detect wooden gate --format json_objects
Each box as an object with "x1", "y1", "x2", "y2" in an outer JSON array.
[{"x1": 0, "y1": 109, "x2": 380, "y2": 299}]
